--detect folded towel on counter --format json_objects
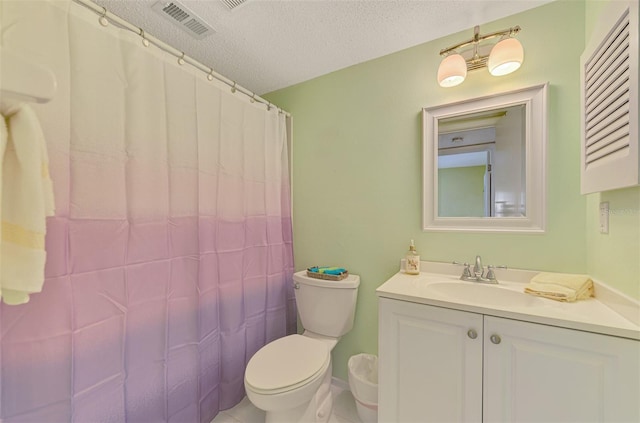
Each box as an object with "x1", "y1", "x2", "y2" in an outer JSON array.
[
  {"x1": 1, "y1": 104, "x2": 55, "y2": 305},
  {"x1": 524, "y1": 272, "x2": 594, "y2": 302},
  {"x1": 308, "y1": 266, "x2": 347, "y2": 276}
]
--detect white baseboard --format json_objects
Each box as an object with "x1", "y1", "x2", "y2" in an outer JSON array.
[{"x1": 331, "y1": 376, "x2": 349, "y2": 391}]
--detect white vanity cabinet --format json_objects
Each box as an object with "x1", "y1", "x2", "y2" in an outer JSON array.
[
  {"x1": 378, "y1": 297, "x2": 640, "y2": 423},
  {"x1": 483, "y1": 316, "x2": 640, "y2": 422},
  {"x1": 378, "y1": 298, "x2": 483, "y2": 423}
]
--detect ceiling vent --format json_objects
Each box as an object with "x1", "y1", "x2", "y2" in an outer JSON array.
[
  {"x1": 151, "y1": 1, "x2": 215, "y2": 39},
  {"x1": 220, "y1": 0, "x2": 249, "y2": 11}
]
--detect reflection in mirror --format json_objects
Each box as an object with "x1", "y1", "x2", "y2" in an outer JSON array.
[
  {"x1": 438, "y1": 105, "x2": 525, "y2": 218},
  {"x1": 423, "y1": 84, "x2": 547, "y2": 232}
]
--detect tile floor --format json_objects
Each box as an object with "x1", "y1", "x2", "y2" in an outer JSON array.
[{"x1": 211, "y1": 382, "x2": 364, "y2": 423}]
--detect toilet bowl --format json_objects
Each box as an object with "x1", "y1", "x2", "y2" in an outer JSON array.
[
  {"x1": 244, "y1": 271, "x2": 360, "y2": 423},
  {"x1": 245, "y1": 334, "x2": 333, "y2": 422}
]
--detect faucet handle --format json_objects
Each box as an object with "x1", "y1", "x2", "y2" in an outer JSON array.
[
  {"x1": 454, "y1": 262, "x2": 473, "y2": 280},
  {"x1": 485, "y1": 265, "x2": 507, "y2": 281},
  {"x1": 485, "y1": 265, "x2": 496, "y2": 281},
  {"x1": 461, "y1": 264, "x2": 473, "y2": 280}
]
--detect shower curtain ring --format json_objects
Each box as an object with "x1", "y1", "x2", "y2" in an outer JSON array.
[
  {"x1": 231, "y1": 82, "x2": 237, "y2": 93},
  {"x1": 207, "y1": 68, "x2": 214, "y2": 81},
  {"x1": 267, "y1": 102, "x2": 272, "y2": 111},
  {"x1": 99, "y1": 7, "x2": 109, "y2": 27},
  {"x1": 178, "y1": 52, "x2": 186, "y2": 66},
  {"x1": 250, "y1": 94, "x2": 256, "y2": 103},
  {"x1": 139, "y1": 28, "x2": 150, "y2": 47}
]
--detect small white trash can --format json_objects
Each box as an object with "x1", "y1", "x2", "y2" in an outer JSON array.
[{"x1": 348, "y1": 353, "x2": 378, "y2": 423}]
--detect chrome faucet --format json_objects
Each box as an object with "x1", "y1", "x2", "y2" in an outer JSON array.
[
  {"x1": 454, "y1": 256, "x2": 504, "y2": 284},
  {"x1": 473, "y1": 255, "x2": 484, "y2": 279}
]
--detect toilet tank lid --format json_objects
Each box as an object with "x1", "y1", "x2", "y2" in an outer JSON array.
[{"x1": 293, "y1": 270, "x2": 360, "y2": 288}]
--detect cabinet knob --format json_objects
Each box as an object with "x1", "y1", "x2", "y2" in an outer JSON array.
[
  {"x1": 467, "y1": 329, "x2": 478, "y2": 339},
  {"x1": 490, "y1": 334, "x2": 501, "y2": 344}
]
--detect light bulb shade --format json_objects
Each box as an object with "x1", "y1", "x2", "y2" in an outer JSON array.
[
  {"x1": 437, "y1": 54, "x2": 467, "y2": 87},
  {"x1": 488, "y1": 38, "x2": 524, "y2": 76}
]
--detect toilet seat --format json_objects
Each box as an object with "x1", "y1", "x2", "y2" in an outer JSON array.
[{"x1": 245, "y1": 334, "x2": 330, "y2": 395}]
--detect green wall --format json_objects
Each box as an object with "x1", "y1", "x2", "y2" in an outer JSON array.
[
  {"x1": 584, "y1": 0, "x2": 640, "y2": 299},
  {"x1": 266, "y1": 0, "x2": 639, "y2": 381},
  {"x1": 438, "y1": 165, "x2": 486, "y2": 217}
]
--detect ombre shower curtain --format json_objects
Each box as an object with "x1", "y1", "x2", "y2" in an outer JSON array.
[{"x1": 0, "y1": 1, "x2": 295, "y2": 421}]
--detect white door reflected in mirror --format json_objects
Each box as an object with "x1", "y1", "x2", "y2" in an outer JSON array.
[
  {"x1": 423, "y1": 84, "x2": 547, "y2": 232},
  {"x1": 438, "y1": 104, "x2": 525, "y2": 218}
]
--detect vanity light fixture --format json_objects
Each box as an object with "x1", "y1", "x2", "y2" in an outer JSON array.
[
  {"x1": 437, "y1": 54, "x2": 467, "y2": 87},
  {"x1": 437, "y1": 25, "x2": 523, "y2": 87}
]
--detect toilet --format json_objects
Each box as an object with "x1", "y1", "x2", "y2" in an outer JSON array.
[{"x1": 244, "y1": 270, "x2": 360, "y2": 423}]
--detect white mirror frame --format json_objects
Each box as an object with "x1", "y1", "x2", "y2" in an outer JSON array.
[{"x1": 423, "y1": 83, "x2": 548, "y2": 233}]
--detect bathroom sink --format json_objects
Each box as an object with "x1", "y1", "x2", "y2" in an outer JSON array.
[{"x1": 413, "y1": 280, "x2": 543, "y2": 308}]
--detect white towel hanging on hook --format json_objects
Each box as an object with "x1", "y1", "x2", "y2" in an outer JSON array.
[
  {"x1": 0, "y1": 103, "x2": 56, "y2": 305},
  {"x1": 0, "y1": 49, "x2": 56, "y2": 305},
  {"x1": 0, "y1": 48, "x2": 57, "y2": 105}
]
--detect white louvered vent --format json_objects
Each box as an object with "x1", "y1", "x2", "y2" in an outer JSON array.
[
  {"x1": 580, "y1": 0, "x2": 638, "y2": 194},
  {"x1": 151, "y1": 1, "x2": 215, "y2": 39},
  {"x1": 584, "y1": 13, "x2": 630, "y2": 165},
  {"x1": 220, "y1": 0, "x2": 249, "y2": 11}
]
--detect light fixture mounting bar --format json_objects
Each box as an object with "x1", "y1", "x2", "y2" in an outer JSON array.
[{"x1": 439, "y1": 25, "x2": 521, "y2": 56}]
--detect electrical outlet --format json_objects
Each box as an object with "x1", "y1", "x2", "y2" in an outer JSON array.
[{"x1": 599, "y1": 202, "x2": 609, "y2": 234}]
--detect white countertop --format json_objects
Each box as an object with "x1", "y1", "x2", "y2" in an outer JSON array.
[{"x1": 377, "y1": 261, "x2": 640, "y2": 341}]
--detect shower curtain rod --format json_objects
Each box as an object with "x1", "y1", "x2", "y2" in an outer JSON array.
[{"x1": 73, "y1": 0, "x2": 290, "y2": 117}]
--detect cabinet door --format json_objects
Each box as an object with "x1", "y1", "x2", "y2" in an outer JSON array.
[
  {"x1": 378, "y1": 298, "x2": 483, "y2": 423},
  {"x1": 484, "y1": 316, "x2": 640, "y2": 423}
]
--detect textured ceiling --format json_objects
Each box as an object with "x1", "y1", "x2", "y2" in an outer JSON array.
[{"x1": 91, "y1": 0, "x2": 552, "y2": 95}]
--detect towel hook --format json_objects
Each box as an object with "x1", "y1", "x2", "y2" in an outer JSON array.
[
  {"x1": 139, "y1": 28, "x2": 150, "y2": 47},
  {"x1": 99, "y1": 7, "x2": 109, "y2": 27},
  {"x1": 231, "y1": 82, "x2": 237, "y2": 93},
  {"x1": 207, "y1": 67, "x2": 214, "y2": 81}
]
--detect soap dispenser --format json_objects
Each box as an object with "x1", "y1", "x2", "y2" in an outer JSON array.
[{"x1": 405, "y1": 239, "x2": 420, "y2": 275}]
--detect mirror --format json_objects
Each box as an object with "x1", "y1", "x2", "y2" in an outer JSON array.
[{"x1": 423, "y1": 84, "x2": 547, "y2": 232}]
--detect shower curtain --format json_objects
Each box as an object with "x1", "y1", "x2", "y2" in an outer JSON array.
[{"x1": 0, "y1": 1, "x2": 295, "y2": 422}]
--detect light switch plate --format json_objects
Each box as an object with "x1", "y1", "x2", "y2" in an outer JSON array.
[{"x1": 599, "y1": 202, "x2": 609, "y2": 234}]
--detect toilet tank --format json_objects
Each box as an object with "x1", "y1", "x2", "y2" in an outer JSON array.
[{"x1": 293, "y1": 270, "x2": 360, "y2": 338}]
